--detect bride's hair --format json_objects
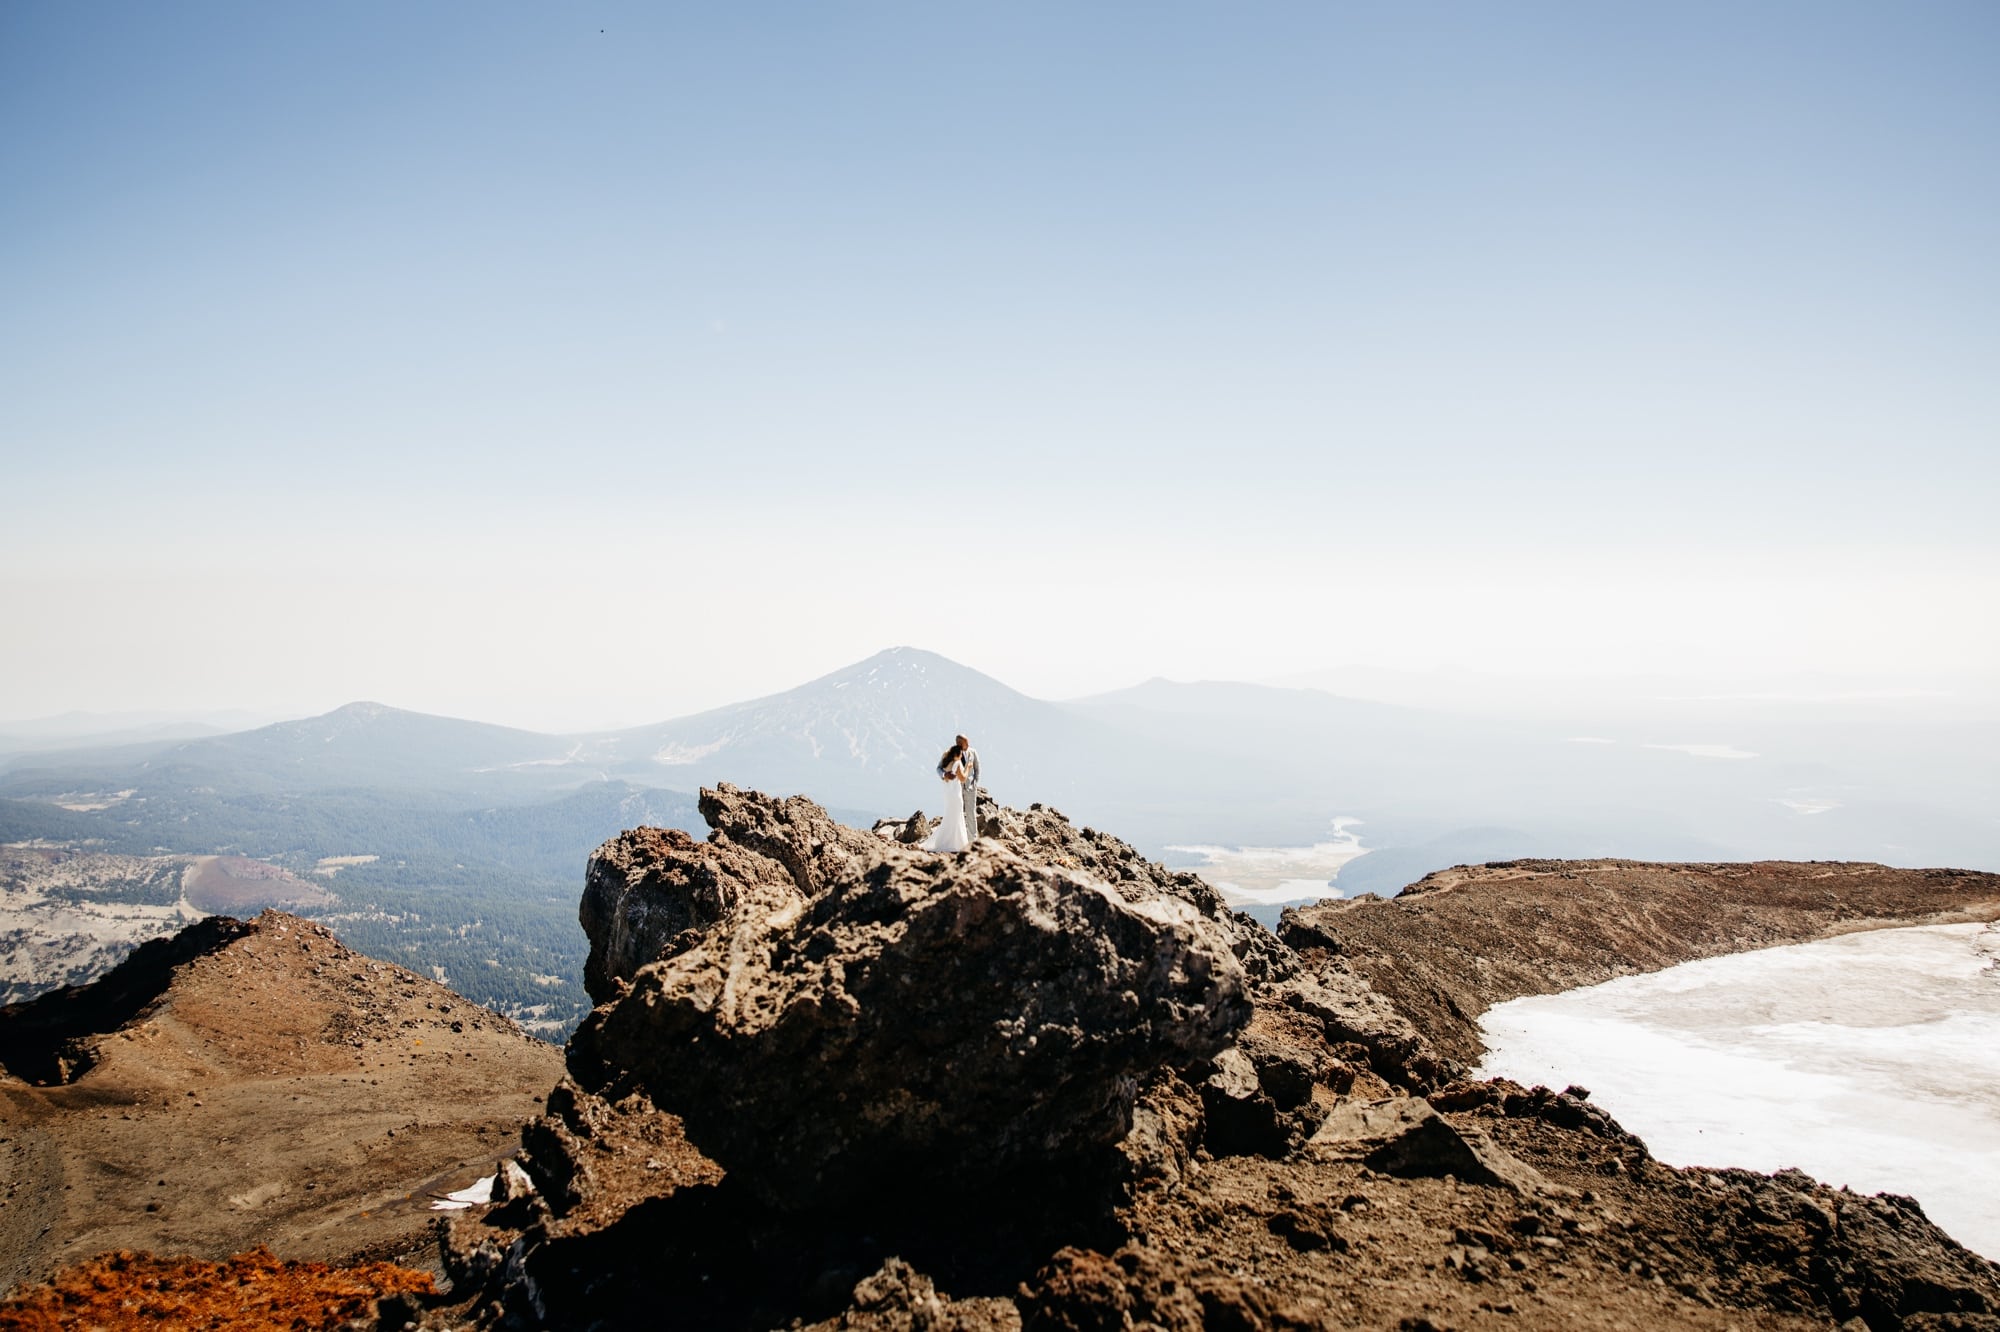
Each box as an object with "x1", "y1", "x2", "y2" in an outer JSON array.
[{"x1": 938, "y1": 738, "x2": 964, "y2": 771}]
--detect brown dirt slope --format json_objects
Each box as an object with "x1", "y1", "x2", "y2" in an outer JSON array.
[
  {"x1": 1280, "y1": 860, "x2": 2000, "y2": 1064},
  {"x1": 0, "y1": 910, "x2": 564, "y2": 1296}
]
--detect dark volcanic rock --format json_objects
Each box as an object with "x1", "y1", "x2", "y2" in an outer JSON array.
[
  {"x1": 1310, "y1": 1095, "x2": 1546, "y2": 1193},
  {"x1": 423, "y1": 811, "x2": 2000, "y2": 1331},
  {"x1": 976, "y1": 801, "x2": 1299, "y2": 986},
  {"x1": 872, "y1": 811, "x2": 934, "y2": 845},
  {"x1": 568, "y1": 784, "x2": 1249, "y2": 1211},
  {"x1": 1267, "y1": 961, "x2": 1458, "y2": 1091},
  {"x1": 579, "y1": 825, "x2": 795, "y2": 1005}
]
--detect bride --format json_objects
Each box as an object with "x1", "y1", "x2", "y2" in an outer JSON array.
[{"x1": 922, "y1": 738, "x2": 972, "y2": 853}]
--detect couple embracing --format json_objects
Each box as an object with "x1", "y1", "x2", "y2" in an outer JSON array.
[{"x1": 923, "y1": 734, "x2": 980, "y2": 854}]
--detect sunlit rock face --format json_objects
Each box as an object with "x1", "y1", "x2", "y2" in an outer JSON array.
[{"x1": 569, "y1": 784, "x2": 1250, "y2": 1209}]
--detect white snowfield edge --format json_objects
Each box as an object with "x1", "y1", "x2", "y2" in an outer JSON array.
[{"x1": 1476, "y1": 922, "x2": 2000, "y2": 1261}]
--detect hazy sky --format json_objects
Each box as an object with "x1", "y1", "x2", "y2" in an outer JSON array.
[{"x1": 4, "y1": 3, "x2": 1996, "y2": 729}]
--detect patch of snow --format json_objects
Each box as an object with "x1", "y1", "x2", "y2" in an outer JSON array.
[
  {"x1": 431, "y1": 1175, "x2": 496, "y2": 1211},
  {"x1": 1476, "y1": 923, "x2": 2000, "y2": 1261},
  {"x1": 653, "y1": 738, "x2": 729, "y2": 765}
]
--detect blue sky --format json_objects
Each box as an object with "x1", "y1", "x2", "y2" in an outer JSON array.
[{"x1": 2, "y1": 3, "x2": 1995, "y2": 727}]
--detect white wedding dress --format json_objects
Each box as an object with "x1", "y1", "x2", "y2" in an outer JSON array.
[{"x1": 922, "y1": 772, "x2": 971, "y2": 853}]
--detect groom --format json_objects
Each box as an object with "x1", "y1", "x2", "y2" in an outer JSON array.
[{"x1": 955, "y1": 733, "x2": 980, "y2": 840}]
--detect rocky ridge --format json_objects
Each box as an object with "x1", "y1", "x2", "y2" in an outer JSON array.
[
  {"x1": 0, "y1": 909, "x2": 564, "y2": 1295},
  {"x1": 413, "y1": 789, "x2": 2000, "y2": 1331},
  {"x1": 1280, "y1": 858, "x2": 2000, "y2": 1064}
]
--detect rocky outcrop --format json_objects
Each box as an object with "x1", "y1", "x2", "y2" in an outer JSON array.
[
  {"x1": 416, "y1": 808, "x2": 2000, "y2": 1331},
  {"x1": 566, "y1": 784, "x2": 1249, "y2": 1212},
  {"x1": 1308, "y1": 1094, "x2": 1548, "y2": 1194},
  {"x1": 579, "y1": 824, "x2": 791, "y2": 1005},
  {"x1": 22, "y1": 799, "x2": 1998, "y2": 1331}
]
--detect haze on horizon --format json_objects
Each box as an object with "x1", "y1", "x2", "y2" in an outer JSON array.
[{"x1": 3, "y1": 3, "x2": 1996, "y2": 733}]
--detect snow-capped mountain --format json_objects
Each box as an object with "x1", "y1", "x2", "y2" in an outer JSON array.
[{"x1": 577, "y1": 647, "x2": 1100, "y2": 813}]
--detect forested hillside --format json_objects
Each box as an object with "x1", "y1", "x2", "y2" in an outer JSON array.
[{"x1": 0, "y1": 781, "x2": 708, "y2": 1038}]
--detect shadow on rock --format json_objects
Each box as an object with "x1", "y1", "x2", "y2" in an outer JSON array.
[{"x1": 497, "y1": 1165, "x2": 1124, "y2": 1331}]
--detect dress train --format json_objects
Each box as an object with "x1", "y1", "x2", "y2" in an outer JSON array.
[{"x1": 922, "y1": 777, "x2": 970, "y2": 853}]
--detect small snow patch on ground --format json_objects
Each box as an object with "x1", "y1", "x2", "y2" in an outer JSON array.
[{"x1": 431, "y1": 1176, "x2": 496, "y2": 1211}]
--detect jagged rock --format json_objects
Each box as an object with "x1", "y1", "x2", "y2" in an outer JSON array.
[
  {"x1": 438, "y1": 1218, "x2": 508, "y2": 1294},
  {"x1": 815, "y1": 1257, "x2": 1025, "y2": 1331},
  {"x1": 873, "y1": 812, "x2": 935, "y2": 845},
  {"x1": 426, "y1": 806, "x2": 2000, "y2": 1331},
  {"x1": 578, "y1": 826, "x2": 800, "y2": 1005},
  {"x1": 851, "y1": 1258, "x2": 944, "y2": 1319},
  {"x1": 1311, "y1": 1095, "x2": 1547, "y2": 1193},
  {"x1": 1198, "y1": 1046, "x2": 1286, "y2": 1158},
  {"x1": 1308, "y1": 1092, "x2": 1439, "y2": 1150},
  {"x1": 587, "y1": 786, "x2": 1284, "y2": 1001},
  {"x1": 568, "y1": 785, "x2": 1250, "y2": 1211},
  {"x1": 1196, "y1": 1043, "x2": 1318, "y2": 1160},
  {"x1": 516, "y1": 1078, "x2": 721, "y2": 1224},
  {"x1": 1204, "y1": 1045, "x2": 1260, "y2": 1102},
  {"x1": 1117, "y1": 1069, "x2": 1206, "y2": 1191},
  {"x1": 1268, "y1": 962, "x2": 1458, "y2": 1090},
  {"x1": 489, "y1": 1159, "x2": 536, "y2": 1204},
  {"x1": 977, "y1": 802, "x2": 1295, "y2": 985},
  {"x1": 1653, "y1": 1166, "x2": 2000, "y2": 1326},
  {"x1": 1432, "y1": 1077, "x2": 1649, "y2": 1151}
]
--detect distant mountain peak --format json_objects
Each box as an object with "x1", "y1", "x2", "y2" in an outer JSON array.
[
  {"x1": 327, "y1": 701, "x2": 397, "y2": 719},
  {"x1": 803, "y1": 648, "x2": 1028, "y2": 700},
  {"x1": 846, "y1": 646, "x2": 959, "y2": 672}
]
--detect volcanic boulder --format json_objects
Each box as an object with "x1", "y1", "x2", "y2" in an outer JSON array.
[{"x1": 568, "y1": 785, "x2": 1250, "y2": 1211}]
